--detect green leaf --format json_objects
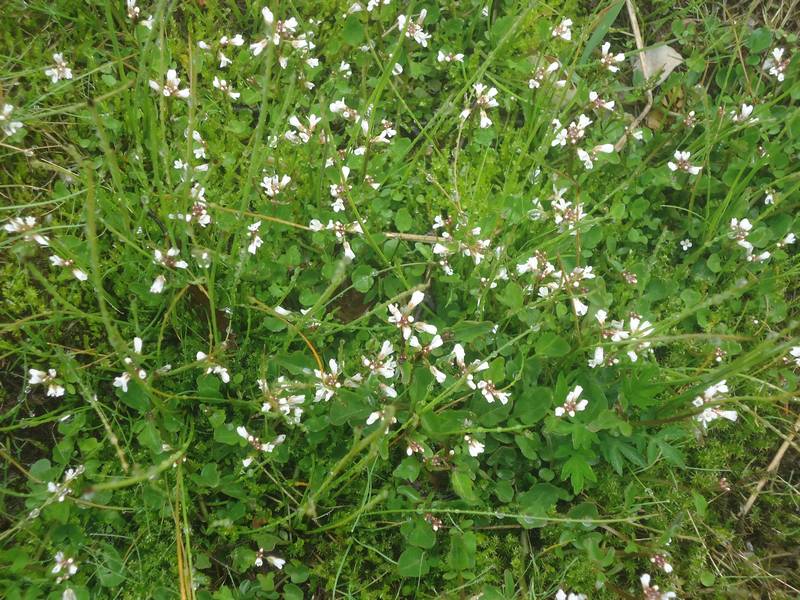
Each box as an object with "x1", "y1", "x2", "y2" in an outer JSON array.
[
  {"x1": 452, "y1": 467, "x2": 480, "y2": 504},
  {"x1": 341, "y1": 16, "x2": 364, "y2": 46},
  {"x1": 449, "y1": 321, "x2": 495, "y2": 342},
  {"x1": 579, "y1": 0, "x2": 625, "y2": 64},
  {"x1": 198, "y1": 463, "x2": 220, "y2": 487},
  {"x1": 447, "y1": 531, "x2": 476, "y2": 571},
  {"x1": 535, "y1": 333, "x2": 570, "y2": 358},
  {"x1": 746, "y1": 27, "x2": 772, "y2": 52},
  {"x1": 397, "y1": 547, "x2": 430, "y2": 577},
  {"x1": 393, "y1": 457, "x2": 420, "y2": 481},
  {"x1": 97, "y1": 543, "x2": 125, "y2": 587},
  {"x1": 512, "y1": 386, "x2": 551, "y2": 425},
  {"x1": 516, "y1": 483, "x2": 570, "y2": 528},
  {"x1": 700, "y1": 570, "x2": 716, "y2": 586},
  {"x1": 401, "y1": 518, "x2": 436, "y2": 549},
  {"x1": 394, "y1": 208, "x2": 413, "y2": 232},
  {"x1": 351, "y1": 265, "x2": 375, "y2": 293},
  {"x1": 499, "y1": 282, "x2": 524, "y2": 310},
  {"x1": 692, "y1": 490, "x2": 708, "y2": 519},
  {"x1": 117, "y1": 379, "x2": 150, "y2": 412},
  {"x1": 561, "y1": 453, "x2": 597, "y2": 494}
]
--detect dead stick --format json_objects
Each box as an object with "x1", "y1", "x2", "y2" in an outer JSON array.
[
  {"x1": 614, "y1": 0, "x2": 654, "y2": 152},
  {"x1": 739, "y1": 413, "x2": 800, "y2": 518}
]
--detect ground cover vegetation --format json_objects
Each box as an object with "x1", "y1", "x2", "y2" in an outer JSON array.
[{"x1": 1, "y1": 0, "x2": 799, "y2": 598}]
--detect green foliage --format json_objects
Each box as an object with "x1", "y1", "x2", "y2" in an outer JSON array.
[{"x1": 1, "y1": 0, "x2": 799, "y2": 599}]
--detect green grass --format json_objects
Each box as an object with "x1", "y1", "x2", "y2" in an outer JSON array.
[{"x1": 1, "y1": 0, "x2": 799, "y2": 598}]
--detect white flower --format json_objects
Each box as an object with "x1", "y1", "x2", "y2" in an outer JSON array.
[
  {"x1": 587, "y1": 346, "x2": 605, "y2": 368},
  {"x1": 572, "y1": 298, "x2": 588, "y2": 316},
  {"x1": 285, "y1": 114, "x2": 322, "y2": 144},
  {"x1": 430, "y1": 365, "x2": 447, "y2": 384},
  {"x1": 387, "y1": 291, "x2": 436, "y2": 339},
  {"x1": 397, "y1": 10, "x2": 431, "y2": 47},
  {"x1": 1, "y1": 104, "x2": 23, "y2": 137},
  {"x1": 437, "y1": 50, "x2": 464, "y2": 63},
  {"x1": 600, "y1": 42, "x2": 625, "y2": 72},
  {"x1": 552, "y1": 114, "x2": 592, "y2": 147},
  {"x1": 680, "y1": 238, "x2": 693, "y2": 251},
  {"x1": 313, "y1": 358, "x2": 342, "y2": 402},
  {"x1": 552, "y1": 18, "x2": 573, "y2": 41},
  {"x1": 392, "y1": 63, "x2": 403, "y2": 75},
  {"x1": 150, "y1": 274, "x2": 166, "y2": 294},
  {"x1": 764, "y1": 47, "x2": 789, "y2": 82},
  {"x1": 247, "y1": 221, "x2": 263, "y2": 254},
  {"x1": 640, "y1": 573, "x2": 677, "y2": 600},
  {"x1": 149, "y1": 69, "x2": 190, "y2": 98},
  {"x1": 409, "y1": 334, "x2": 443, "y2": 355},
  {"x1": 650, "y1": 554, "x2": 673, "y2": 574},
  {"x1": 576, "y1": 143, "x2": 613, "y2": 170},
  {"x1": 52, "y1": 552, "x2": 78, "y2": 583},
  {"x1": 589, "y1": 91, "x2": 615, "y2": 111},
  {"x1": 49, "y1": 255, "x2": 88, "y2": 281},
  {"x1": 266, "y1": 556, "x2": 286, "y2": 569},
  {"x1": 197, "y1": 351, "x2": 230, "y2": 383},
  {"x1": 45, "y1": 53, "x2": 73, "y2": 83},
  {"x1": 261, "y1": 174, "x2": 291, "y2": 197},
  {"x1": 3, "y1": 215, "x2": 49, "y2": 245},
  {"x1": 667, "y1": 150, "x2": 702, "y2": 175},
  {"x1": 731, "y1": 103, "x2": 756, "y2": 123},
  {"x1": 777, "y1": 232, "x2": 796, "y2": 247},
  {"x1": 28, "y1": 368, "x2": 65, "y2": 397},
  {"x1": 477, "y1": 380, "x2": 510, "y2": 405},
  {"x1": 127, "y1": 0, "x2": 140, "y2": 20},
  {"x1": 464, "y1": 435, "x2": 485, "y2": 457},
  {"x1": 220, "y1": 34, "x2": 245, "y2": 47},
  {"x1": 555, "y1": 385, "x2": 588, "y2": 417},
  {"x1": 460, "y1": 82, "x2": 499, "y2": 129},
  {"x1": 529, "y1": 61, "x2": 560, "y2": 88},
  {"x1": 362, "y1": 341, "x2": 396, "y2": 379},
  {"x1": 366, "y1": 410, "x2": 397, "y2": 427},
  {"x1": 555, "y1": 590, "x2": 587, "y2": 600},
  {"x1": 212, "y1": 76, "x2": 240, "y2": 100},
  {"x1": 692, "y1": 379, "x2": 737, "y2": 429},
  {"x1": 113, "y1": 372, "x2": 132, "y2": 393}
]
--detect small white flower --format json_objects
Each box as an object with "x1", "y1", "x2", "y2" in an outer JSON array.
[
  {"x1": 150, "y1": 274, "x2": 166, "y2": 294},
  {"x1": 437, "y1": 50, "x2": 464, "y2": 63},
  {"x1": 764, "y1": 47, "x2": 789, "y2": 82},
  {"x1": 397, "y1": 10, "x2": 431, "y2": 47},
  {"x1": 555, "y1": 385, "x2": 588, "y2": 417},
  {"x1": 667, "y1": 150, "x2": 702, "y2": 175},
  {"x1": 44, "y1": 53, "x2": 73, "y2": 83},
  {"x1": 552, "y1": 18, "x2": 573, "y2": 41},
  {"x1": 149, "y1": 69, "x2": 190, "y2": 98},
  {"x1": 464, "y1": 435, "x2": 485, "y2": 457},
  {"x1": 1, "y1": 104, "x2": 23, "y2": 137},
  {"x1": 680, "y1": 238, "x2": 693, "y2": 251},
  {"x1": 640, "y1": 573, "x2": 677, "y2": 600},
  {"x1": 477, "y1": 380, "x2": 510, "y2": 405},
  {"x1": 247, "y1": 221, "x2": 263, "y2": 255},
  {"x1": 3, "y1": 215, "x2": 49, "y2": 245},
  {"x1": 460, "y1": 82, "x2": 499, "y2": 129},
  {"x1": 730, "y1": 103, "x2": 756, "y2": 123},
  {"x1": 587, "y1": 346, "x2": 605, "y2": 369},
  {"x1": 52, "y1": 551, "x2": 78, "y2": 583},
  {"x1": 213, "y1": 76, "x2": 240, "y2": 100},
  {"x1": 387, "y1": 291, "x2": 436, "y2": 339},
  {"x1": 28, "y1": 368, "x2": 65, "y2": 397},
  {"x1": 600, "y1": 41, "x2": 625, "y2": 72},
  {"x1": 261, "y1": 174, "x2": 291, "y2": 198},
  {"x1": 588, "y1": 91, "x2": 615, "y2": 111}
]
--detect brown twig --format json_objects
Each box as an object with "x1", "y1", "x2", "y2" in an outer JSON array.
[
  {"x1": 739, "y1": 412, "x2": 800, "y2": 518},
  {"x1": 614, "y1": 0, "x2": 654, "y2": 152}
]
